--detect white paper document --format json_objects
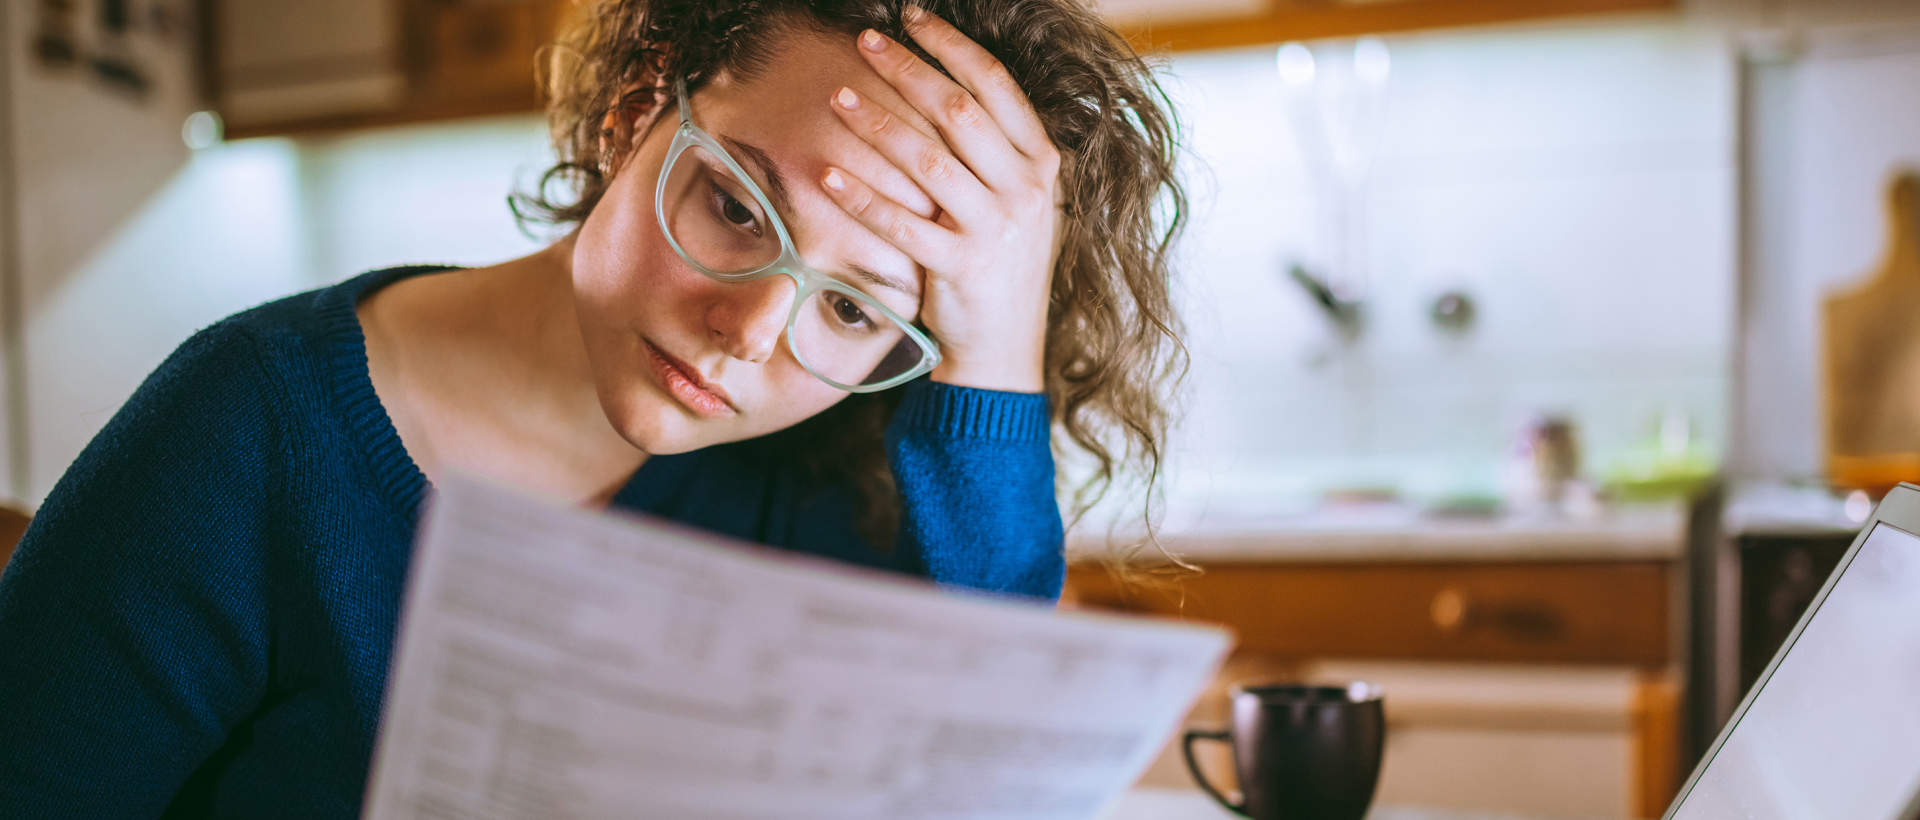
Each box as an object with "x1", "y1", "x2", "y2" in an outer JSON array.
[{"x1": 363, "y1": 475, "x2": 1232, "y2": 820}]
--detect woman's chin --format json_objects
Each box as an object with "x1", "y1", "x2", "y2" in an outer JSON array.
[
  {"x1": 615, "y1": 410, "x2": 710, "y2": 456},
  {"x1": 603, "y1": 388, "x2": 737, "y2": 456}
]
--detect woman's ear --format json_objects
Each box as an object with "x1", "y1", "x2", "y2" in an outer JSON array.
[{"x1": 597, "y1": 78, "x2": 668, "y2": 179}]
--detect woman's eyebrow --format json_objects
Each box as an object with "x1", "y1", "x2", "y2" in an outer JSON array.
[
  {"x1": 719, "y1": 136, "x2": 795, "y2": 218},
  {"x1": 847, "y1": 262, "x2": 921, "y2": 299}
]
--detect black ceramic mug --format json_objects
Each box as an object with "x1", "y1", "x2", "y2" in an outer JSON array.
[{"x1": 1182, "y1": 682, "x2": 1386, "y2": 820}]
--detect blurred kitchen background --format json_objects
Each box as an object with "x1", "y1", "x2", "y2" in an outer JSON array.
[{"x1": 5, "y1": 0, "x2": 1920, "y2": 816}]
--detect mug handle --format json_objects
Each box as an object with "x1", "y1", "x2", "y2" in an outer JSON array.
[{"x1": 1182, "y1": 727, "x2": 1249, "y2": 818}]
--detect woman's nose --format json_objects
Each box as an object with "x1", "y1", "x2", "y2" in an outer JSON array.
[{"x1": 706, "y1": 276, "x2": 794, "y2": 364}]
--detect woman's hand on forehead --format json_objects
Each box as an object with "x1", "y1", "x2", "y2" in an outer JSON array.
[{"x1": 819, "y1": 5, "x2": 1062, "y2": 394}]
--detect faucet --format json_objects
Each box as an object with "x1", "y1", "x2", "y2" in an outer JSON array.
[{"x1": 1287, "y1": 263, "x2": 1363, "y2": 340}]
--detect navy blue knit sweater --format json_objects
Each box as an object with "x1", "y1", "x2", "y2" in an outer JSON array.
[{"x1": 0, "y1": 267, "x2": 1064, "y2": 819}]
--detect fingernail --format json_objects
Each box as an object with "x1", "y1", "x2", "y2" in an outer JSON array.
[
  {"x1": 904, "y1": 5, "x2": 925, "y2": 22},
  {"x1": 835, "y1": 87, "x2": 860, "y2": 110},
  {"x1": 823, "y1": 168, "x2": 846, "y2": 192},
  {"x1": 861, "y1": 29, "x2": 886, "y2": 52}
]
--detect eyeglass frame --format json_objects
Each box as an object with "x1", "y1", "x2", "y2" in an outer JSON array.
[{"x1": 652, "y1": 79, "x2": 942, "y2": 393}]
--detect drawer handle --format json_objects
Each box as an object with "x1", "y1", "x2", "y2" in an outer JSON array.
[{"x1": 1431, "y1": 587, "x2": 1470, "y2": 635}]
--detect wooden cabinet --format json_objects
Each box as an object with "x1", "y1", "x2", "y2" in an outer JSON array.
[
  {"x1": 211, "y1": 0, "x2": 407, "y2": 129},
  {"x1": 1069, "y1": 559, "x2": 1673, "y2": 666},
  {"x1": 1109, "y1": 0, "x2": 1679, "y2": 53},
  {"x1": 408, "y1": 0, "x2": 570, "y2": 113},
  {"x1": 214, "y1": 0, "x2": 573, "y2": 139}
]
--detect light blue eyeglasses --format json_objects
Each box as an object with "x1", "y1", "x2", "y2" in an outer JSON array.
[{"x1": 654, "y1": 80, "x2": 941, "y2": 392}]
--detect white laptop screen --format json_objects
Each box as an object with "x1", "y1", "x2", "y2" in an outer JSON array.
[{"x1": 1673, "y1": 523, "x2": 1920, "y2": 820}]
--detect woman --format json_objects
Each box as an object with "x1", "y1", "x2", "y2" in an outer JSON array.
[{"x1": 0, "y1": 0, "x2": 1184, "y2": 816}]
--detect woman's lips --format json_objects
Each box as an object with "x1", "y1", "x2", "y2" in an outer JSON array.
[{"x1": 644, "y1": 340, "x2": 735, "y2": 418}]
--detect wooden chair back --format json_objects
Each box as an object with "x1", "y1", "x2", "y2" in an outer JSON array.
[{"x1": 0, "y1": 504, "x2": 30, "y2": 574}]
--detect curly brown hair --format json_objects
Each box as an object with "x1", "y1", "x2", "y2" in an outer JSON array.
[{"x1": 516, "y1": 0, "x2": 1186, "y2": 552}]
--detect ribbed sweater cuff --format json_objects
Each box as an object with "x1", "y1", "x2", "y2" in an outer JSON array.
[{"x1": 892, "y1": 380, "x2": 1051, "y2": 442}]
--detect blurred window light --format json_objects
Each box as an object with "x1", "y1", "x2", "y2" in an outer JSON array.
[
  {"x1": 1277, "y1": 42, "x2": 1315, "y2": 85},
  {"x1": 1354, "y1": 37, "x2": 1391, "y2": 84},
  {"x1": 183, "y1": 110, "x2": 224, "y2": 150}
]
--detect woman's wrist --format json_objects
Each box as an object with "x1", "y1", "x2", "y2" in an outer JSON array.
[
  {"x1": 924, "y1": 286, "x2": 1049, "y2": 393},
  {"x1": 929, "y1": 350, "x2": 1044, "y2": 394},
  {"x1": 894, "y1": 376, "x2": 1052, "y2": 441}
]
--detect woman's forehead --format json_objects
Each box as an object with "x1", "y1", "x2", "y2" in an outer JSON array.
[
  {"x1": 690, "y1": 32, "x2": 940, "y2": 219},
  {"x1": 678, "y1": 31, "x2": 938, "y2": 297},
  {"x1": 707, "y1": 29, "x2": 936, "y2": 131}
]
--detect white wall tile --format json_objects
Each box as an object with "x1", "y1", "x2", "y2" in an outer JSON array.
[
  {"x1": 293, "y1": 114, "x2": 554, "y2": 285},
  {"x1": 1157, "y1": 20, "x2": 1737, "y2": 504}
]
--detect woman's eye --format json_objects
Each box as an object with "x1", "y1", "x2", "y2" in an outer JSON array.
[
  {"x1": 829, "y1": 295, "x2": 874, "y2": 329},
  {"x1": 721, "y1": 195, "x2": 754, "y2": 226},
  {"x1": 707, "y1": 181, "x2": 761, "y2": 234}
]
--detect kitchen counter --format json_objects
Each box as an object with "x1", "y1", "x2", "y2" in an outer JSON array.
[
  {"x1": 1068, "y1": 503, "x2": 1688, "y2": 564},
  {"x1": 1722, "y1": 480, "x2": 1865, "y2": 536},
  {"x1": 1067, "y1": 501, "x2": 1689, "y2": 816}
]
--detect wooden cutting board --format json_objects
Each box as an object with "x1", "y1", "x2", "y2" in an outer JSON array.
[{"x1": 1824, "y1": 171, "x2": 1920, "y2": 494}]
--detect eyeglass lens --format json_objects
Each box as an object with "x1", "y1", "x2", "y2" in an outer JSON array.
[{"x1": 661, "y1": 140, "x2": 927, "y2": 388}]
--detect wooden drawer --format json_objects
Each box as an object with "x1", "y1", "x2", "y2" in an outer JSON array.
[{"x1": 1066, "y1": 560, "x2": 1672, "y2": 666}]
